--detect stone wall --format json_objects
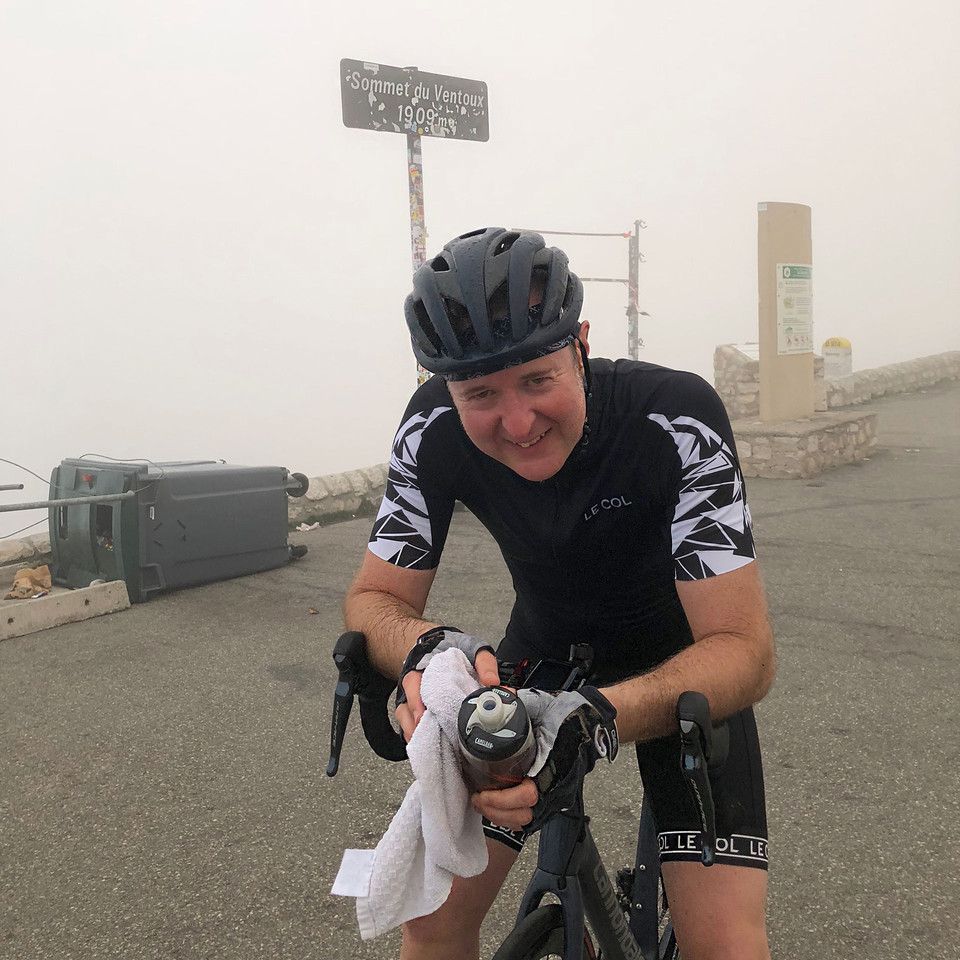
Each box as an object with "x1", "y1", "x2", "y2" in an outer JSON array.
[
  {"x1": 823, "y1": 351, "x2": 960, "y2": 407},
  {"x1": 733, "y1": 410, "x2": 878, "y2": 480},
  {"x1": 715, "y1": 346, "x2": 960, "y2": 416},
  {"x1": 0, "y1": 532, "x2": 52, "y2": 574},
  {"x1": 714, "y1": 344, "x2": 760, "y2": 419},
  {"x1": 712, "y1": 347, "x2": 959, "y2": 479},
  {"x1": 286, "y1": 463, "x2": 389, "y2": 527}
]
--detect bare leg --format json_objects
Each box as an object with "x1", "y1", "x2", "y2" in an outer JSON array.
[
  {"x1": 399, "y1": 839, "x2": 518, "y2": 960},
  {"x1": 661, "y1": 860, "x2": 770, "y2": 960}
]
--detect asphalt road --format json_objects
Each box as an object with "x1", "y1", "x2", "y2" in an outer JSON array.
[{"x1": 2, "y1": 382, "x2": 958, "y2": 960}]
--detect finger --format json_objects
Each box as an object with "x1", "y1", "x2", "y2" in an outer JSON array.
[
  {"x1": 395, "y1": 702, "x2": 417, "y2": 742},
  {"x1": 402, "y1": 671, "x2": 425, "y2": 717},
  {"x1": 472, "y1": 791, "x2": 533, "y2": 830},
  {"x1": 474, "y1": 649, "x2": 501, "y2": 687},
  {"x1": 397, "y1": 672, "x2": 427, "y2": 740},
  {"x1": 474, "y1": 778, "x2": 539, "y2": 810}
]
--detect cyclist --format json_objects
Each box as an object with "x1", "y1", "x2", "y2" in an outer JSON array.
[{"x1": 344, "y1": 227, "x2": 776, "y2": 960}]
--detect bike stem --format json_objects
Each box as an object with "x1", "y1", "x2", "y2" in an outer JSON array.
[{"x1": 518, "y1": 789, "x2": 646, "y2": 960}]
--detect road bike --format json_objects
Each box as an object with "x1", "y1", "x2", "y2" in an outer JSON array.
[{"x1": 327, "y1": 632, "x2": 728, "y2": 959}]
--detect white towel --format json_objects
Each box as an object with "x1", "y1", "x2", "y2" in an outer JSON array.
[{"x1": 332, "y1": 647, "x2": 489, "y2": 940}]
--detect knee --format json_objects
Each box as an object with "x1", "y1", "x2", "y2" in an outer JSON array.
[{"x1": 678, "y1": 922, "x2": 769, "y2": 960}]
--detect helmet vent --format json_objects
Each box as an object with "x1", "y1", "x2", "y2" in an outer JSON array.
[
  {"x1": 443, "y1": 298, "x2": 479, "y2": 349},
  {"x1": 414, "y1": 303, "x2": 444, "y2": 355},
  {"x1": 493, "y1": 233, "x2": 520, "y2": 256},
  {"x1": 431, "y1": 255, "x2": 451, "y2": 272}
]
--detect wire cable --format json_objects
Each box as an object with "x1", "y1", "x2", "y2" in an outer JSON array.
[
  {"x1": 1, "y1": 518, "x2": 47, "y2": 540},
  {"x1": 0, "y1": 454, "x2": 165, "y2": 540},
  {"x1": 0, "y1": 457, "x2": 48, "y2": 485}
]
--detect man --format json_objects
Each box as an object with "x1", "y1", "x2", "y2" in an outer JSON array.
[{"x1": 344, "y1": 227, "x2": 776, "y2": 960}]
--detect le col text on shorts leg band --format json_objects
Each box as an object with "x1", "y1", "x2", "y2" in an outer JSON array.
[
  {"x1": 482, "y1": 817, "x2": 527, "y2": 854},
  {"x1": 657, "y1": 831, "x2": 769, "y2": 870}
]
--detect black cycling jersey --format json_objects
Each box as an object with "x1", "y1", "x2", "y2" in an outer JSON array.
[{"x1": 368, "y1": 358, "x2": 756, "y2": 685}]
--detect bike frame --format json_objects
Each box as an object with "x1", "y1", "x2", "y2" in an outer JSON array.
[
  {"x1": 515, "y1": 789, "x2": 669, "y2": 960},
  {"x1": 325, "y1": 636, "x2": 718, "y2": 960}
]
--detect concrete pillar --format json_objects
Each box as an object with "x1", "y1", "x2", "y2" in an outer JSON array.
[{"x1": 758, "y1": 202, "x2": 814, "y2": 421}]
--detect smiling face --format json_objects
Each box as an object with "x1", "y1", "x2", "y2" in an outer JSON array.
[{"x1": 446, "y1": 323, "x2": 590, "y2": 482}]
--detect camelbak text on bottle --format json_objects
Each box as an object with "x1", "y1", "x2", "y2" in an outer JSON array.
[{"x1": 457, "y1": 686, "x2": 537, "y2": 792}]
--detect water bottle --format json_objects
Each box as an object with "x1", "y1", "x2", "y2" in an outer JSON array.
[{"x1": 457, "y1": 686, "x2": 537, "y2": 792}]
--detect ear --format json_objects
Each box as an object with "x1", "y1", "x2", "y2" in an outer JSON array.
[{"x1": 577, "y1": 320, "x2": 591, "y2": 356}]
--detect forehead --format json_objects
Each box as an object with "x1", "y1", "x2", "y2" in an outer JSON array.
[{"x1": 447, "y1": 348, "x2": 574, "y2": 397}]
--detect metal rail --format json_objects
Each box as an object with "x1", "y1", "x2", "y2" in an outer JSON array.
[{"x1": 0, "y1": 492, "x2": 137, "y2": 513}]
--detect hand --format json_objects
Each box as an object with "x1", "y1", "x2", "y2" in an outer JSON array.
[
  {"x1": 471, "y1": 777, "x2": 539, "y2": 831},
  {"x1": 517, "y1": 686, "x2": 619, "y2": 831},
  {"x1": 394, "y1": 628, "x2": 499, "y2": 741}
]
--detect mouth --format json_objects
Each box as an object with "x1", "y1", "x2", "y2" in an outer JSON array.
[{"x1": 511, "y1": 431, "x2": 548, "y2": 449}]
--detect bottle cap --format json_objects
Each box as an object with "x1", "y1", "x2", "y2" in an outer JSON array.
[{"x1": 458, "y1": 686, "x2": 530, "y2": 762}]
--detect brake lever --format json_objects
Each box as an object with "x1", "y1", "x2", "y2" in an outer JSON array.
[
  {"x1": 326, "y1": 631, "x2": 408, "y2": 777},
  {"x1": 327, "y1": 633, "x2": 362, "y2": 777},
  {"x1": 676, "y1": 691, "x2": 721, "y2": 867}
]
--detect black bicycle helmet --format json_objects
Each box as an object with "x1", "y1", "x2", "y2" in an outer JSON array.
[{"x1": 404, "y1": 227, "x2": 584, "y2": 378}]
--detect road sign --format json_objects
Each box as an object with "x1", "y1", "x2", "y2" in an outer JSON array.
[{"x1": 340, "y1": 59, "x2": 489, "y2": 141}]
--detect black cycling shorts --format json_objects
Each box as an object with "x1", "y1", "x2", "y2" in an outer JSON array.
[{"x1": 482, "y1": 706, "x2": 768, "y2": 870}]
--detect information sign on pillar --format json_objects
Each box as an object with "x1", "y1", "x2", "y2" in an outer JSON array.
[{"x1": 340, "y1": 58, "x2": 489, "y2": 381}]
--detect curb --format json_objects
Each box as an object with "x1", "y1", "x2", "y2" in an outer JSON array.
[{"x1": 0, "y1": 580, "x2": 131, "y2": 642}]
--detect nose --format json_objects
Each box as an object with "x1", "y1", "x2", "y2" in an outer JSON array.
[{"x1": 498, "y1": 392, "x2": 537, "y2": 440}]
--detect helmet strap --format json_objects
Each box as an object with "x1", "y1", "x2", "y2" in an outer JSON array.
[{"x1": 576, "y1": 338, "x2": 592, "y2": 448}]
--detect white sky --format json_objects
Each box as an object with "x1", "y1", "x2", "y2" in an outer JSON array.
[{"x1": 2, "y1": 0, "x2": 959, "y2": 537}]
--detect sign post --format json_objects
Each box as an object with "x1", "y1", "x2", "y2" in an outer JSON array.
[
  {"x1": 340, "y1": 59, "x2": 489, "y2": 380},
  {"x1": 406, "y1": 133, "x2": 426, "y2": 273},
  {"x1": 627, "y1": 220, "x2": 643, "y2": 360},
  {"x1": 757, "y1": 202, "x2": 814, "y2": 421}
]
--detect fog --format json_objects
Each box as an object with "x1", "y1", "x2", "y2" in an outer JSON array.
[{"x1": 2, "y1": 0, "x2": 958, "y2": 538}]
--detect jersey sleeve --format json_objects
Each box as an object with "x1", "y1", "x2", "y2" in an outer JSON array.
[
  {"x1": 646, "y1": 375, "x2": 756, "y2": 580},
  {"x1": 367, "y1": 399, "x2": 457, "y2": 571}
]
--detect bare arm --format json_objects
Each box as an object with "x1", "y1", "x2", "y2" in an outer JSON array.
[
  {"x1": 474, "y1": 561, "x2": 776, "y2": 829},
  {"x1": 343, "y1": 549, "x2": 440, "y2": 678},
  {"x1": 600, "y1": 560, "x2": 776, "y2": 743},
  {"x1": 343, "y1": 549, "x2": 500, "y2": 738}
]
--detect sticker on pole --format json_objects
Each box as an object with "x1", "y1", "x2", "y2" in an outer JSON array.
[
  {"x1": 775, "y1": 263, "x2": 813, "y2": 355},
  {"x1": 340, "y1": 59, "x2": 489, "y2": 141}
]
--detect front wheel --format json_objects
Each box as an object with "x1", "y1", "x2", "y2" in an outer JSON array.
[{"x1": 491, "y1": 904, "x2": 594, "y2": 960}]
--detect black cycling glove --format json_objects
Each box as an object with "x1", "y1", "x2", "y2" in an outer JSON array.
[
  {"x1": 396, "y1": 626, "x2": 495, "y2": 707},
  {"x1": 516, "y1": 686, "x2": 619, "y2": 831}
]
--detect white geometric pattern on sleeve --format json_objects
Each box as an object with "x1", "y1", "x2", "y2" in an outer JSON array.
[
  {"x1": 369, "y1": 406, "x2": 453, "y2": 569},
  {"x1": 647, "y1": 413, "x2": 756, "y2": 579}
]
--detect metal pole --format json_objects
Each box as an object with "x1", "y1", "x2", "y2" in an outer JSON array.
[
  {"x1": 406, "y1": 130, "x2": 430, "y2": 385},
  {"x1": 627, "y1": 223, "x2": 640, "y2": 360},
  {"x1": 0, "y1": 492, "x2": 136, "y2": 513},
  {"x1": 514, "y1": 223, "x2": 646, "y2": 359},
  {"x1": 1, "y1": 484, "x2": 25, "y2": 492}
]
